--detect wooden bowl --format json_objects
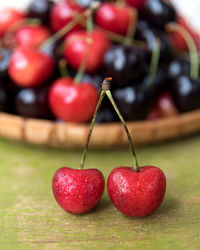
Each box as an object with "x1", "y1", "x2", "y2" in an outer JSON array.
[{"x1": 1, "y1": 110, "x2": 200, "y2": 148}]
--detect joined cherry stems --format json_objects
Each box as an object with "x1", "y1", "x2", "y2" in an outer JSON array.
[{"x1": 80, "y1": 77, "x2": 140, "y2": 172}]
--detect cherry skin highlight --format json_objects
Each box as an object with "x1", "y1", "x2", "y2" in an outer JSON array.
[
  {"x1": 14, "y1": 25, "x2": 51, "y2": 49},
  {"x1": 95, "y1": 3, "x2": 135, "y2": 36},
  {"x1": 49, "y1": 77, "x2": 99, "y2": 122},
  {"x1": 8, "y1": 47, "x2": 55, "y2": 87},
  {"x1": 0, "y1": 8, "x2": 25, "y2": 38},
  {"x1": 107, "y1": 166, "x2": 166, "y2": 217},
  {"x1": 64, "y1": 30, "x2": 110, "y2": 72},
  {"x1": 52, "y1": 167, "x2": 105, "y2": 214}
]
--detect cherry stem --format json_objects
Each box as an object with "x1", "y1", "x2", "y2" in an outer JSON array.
[
  {"x1": 59, "y1": 59, "x2": 69, "y2": 77},
  {"x1": 104, "y1": 78, "x2": 140, "y2": 172},
  {"x1": 124, "y1": 8, "x2": 138, "y2": 46},
  {"x1": 80, "y1": 90, "x2": 106, "y2": 169},
  {"x1": 40, "y1": 1, "x2": 100, "y2": 51},
  {"x1": 74, "y1": 13, "x2": 93, "y2": 84},
  {"x1": 148, "y1": 38, "x2": 161, "y2": 88},
  {"x1": 166, "y1": 23, "x2": 199, "y2": 80}
]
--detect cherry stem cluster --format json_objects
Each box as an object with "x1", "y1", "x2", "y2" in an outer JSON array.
[
  {"x1": 80, "y1": 78, "x2": 140, "y2": 172},
  {"x1": 74, "y1": 13, "x2": 93, "y2": 84},
  {"x1": 166, "y1": 23, "x2": 199, "y2": 80},
  {"x1": 40, "y1": 1, "x2": 101, "y2": 51}
]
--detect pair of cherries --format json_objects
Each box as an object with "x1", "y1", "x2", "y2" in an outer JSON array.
[{"x1": 52, "y1": 78, "x2": 166, "y2": 217}]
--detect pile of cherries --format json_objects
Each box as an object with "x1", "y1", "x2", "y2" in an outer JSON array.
[{"x1": 0, "y1": 0, "x2": 199, "y2": 124}]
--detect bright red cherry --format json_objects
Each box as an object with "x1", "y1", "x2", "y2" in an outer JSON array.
[
  {"x1": 14, "y1": 25, "x2": 51, "y2": 48},
  {"x1": 52, "y1": 167, "x2": 105, "y2": 214},
  {"x1": 0, "y1": 8, "x2": 25, "y2": 38},
  {"x1": 8, "y1": 47, "x2": 55, "y2": 87},
  {"x1": 50, "y1": 0, "x2": 83, "y2": 33},
  {"x1": 95, "y1": 3, "x2": 135, "y2": 36},
  {"x1": 49, "y1": 77, "x2": 99, "y2": 122},
  {"x1": 64, "y1": 30, "x2": 110, "y2": 72},
  {"x1": 126, "y1": 0, "x2": 146, "y2": 10},
  {"x1": 107, "y1": 166, "x2": 166, "y2": 217}
]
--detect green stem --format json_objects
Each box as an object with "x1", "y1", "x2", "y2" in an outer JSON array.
[
  {"x1": 80, "y1": 91, "x2": 106, "y2": 169},
  {"x1": 74, "y1": 14, "x2": 93, "y2": 84},
  {"x1": 166, "y1": 23, "x2": 199, "y2": 80},
  {"x1": 58, "y1": 59, "x2": 69, "y2": 77},
  {"x1": 148, "y1": 38, "x2": 161, "y2": 88},
  {"x1": 40, "y1": 2, "x2": 100, "y2": 51},
  {"x1": 105, "y1": 88, "x2": 140, "y2": 172},
  {"x1": 123, "y1": 8, "x2": 138, "y2": 46}
]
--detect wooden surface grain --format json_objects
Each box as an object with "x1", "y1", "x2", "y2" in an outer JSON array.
[{"x1": 0, "y1": 134, "x2": 200, "y2": 249}]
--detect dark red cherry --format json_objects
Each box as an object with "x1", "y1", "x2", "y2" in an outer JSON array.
[
  {"x1": 113, "y1": 84, "x2": 153, "y2": 121},
  {"x1": 50, "y1": 0, "x2": 83, "y2": 33},
  {"x1": 126, "y1": 0, "x2": 146, "y2": 10},
  {"x1": 147, "y1": 91, "x2": 178, "y2": 120},
  {"x1": 141, "y1": 0, "x2": 176, "y2": 29},
  {"x1": 167, "y1": 58, "x2": 191, "y2": 80},
  {"x1": 95, "y1": 3, "x2": 135, "y2": 36},
  {"x1": 64, "y1": 30, "x2": 110, "y2": 73},
  {"x1": 103, "y1": 45, "x2": 145, "y2": 87},
  {"x1": 171, "y1": 75, "x2": 200, "y2": 113},
  {"x1": 15, "y1": 86, "x2": 52, "y2": 119},
  {"x1": 135, "y1": 21, "x2": 174, "y2": 64},
  {"x1": 28, "y1": 0, "x2": 54, "y2": 25}
]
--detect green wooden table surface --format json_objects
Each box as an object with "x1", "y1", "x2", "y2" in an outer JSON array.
[{"x1": 1, "y1": 133, "x2": 200, "y2": 250}]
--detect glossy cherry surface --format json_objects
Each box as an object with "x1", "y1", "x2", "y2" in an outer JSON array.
[
  {"x1": 113, "y1": 84, "x2": 152, "y2": 120},
  {"x1": 103, "y1": 45, "x2": 145, "y2": 87},
  {"x1": 107, "y1": 166, "x2": 166, "y2": 217},
  {"x1": 15, "y1": 86, "x2": 52, "y2": 119},
  {"x1": 167, "y1": 58, "x2": 191, "y2": 80},
  {"x1": 0, "y1": 9, "x2": 25, "y2": 38},
  {"x1": 142, "y1": 0, "x2": 176, "y2": 29},
  {"x1": 49, "y1": 77, "x2": 99, "y2": 122},
  {"x1": 147, "y1": 91, "x2": 178, "y2": 119},
  {"x1": 135, "y1": 21, "x2": 174, "y2": 64},
  {"x1": 126, "y1": 0, "x2": 146, "y2": 10},
  {"x1": 95, "y1": 3, "x2": 134, "y2": 36},
  {"x1": 50, "y1": 1, "x2": 83, "y2": 33},
  {"x1": 14, "y1": 25, "x2": 51, "y2": 49},
  {"x1": 171, "y1": 75, "x2": 200, "y2": 112},
  {"x1": 52, "y1": 167, "x2": 105, "y2": 214},
  {"x1": 64, "y1": 30, "x2": 110, "y2": 72},
  {"x1": 28, "y1": 0, "x2": 54, "y2": 25},
  {"x1": 8, "y1": 47, "x2": 55, "y2": 87}
]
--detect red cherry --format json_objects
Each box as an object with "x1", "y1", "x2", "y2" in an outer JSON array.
[
  {"x1": 95, "y1": 3, "x2": 135, "y2": 36},
  {"x1": 14, "y1": 25, "x2": 51, "y2": 49},
  {"x1": 50, "y1": 0, "x2": 83, "y2": 33},
  {"x1": 0, "y1": 8, "x2": 25, "y2": 38},
  {"x1": 107, "y1": 166, "x2": 166, "y2": 217},
  {"x1": 8, "y1": 47, "x2": 55, "y2": 87},
  {"x1": 147, "y1": 92, "x2": 178, "y2": 120},
  {"x1": 64, "y1": 30, "x2": 110, "y2": 72},
  {"x1": 168, "y1": 17, "x2": 188, "y2": 52},
  {"x1": 126, "y1": 0, "x2": 146, "y2": 10},
  {"x1": 49, "y1": 77, "x2": 99, "y2": 122},
  {"x1": 52, "y1": 167, "x2": 105, "y2": 214}
]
